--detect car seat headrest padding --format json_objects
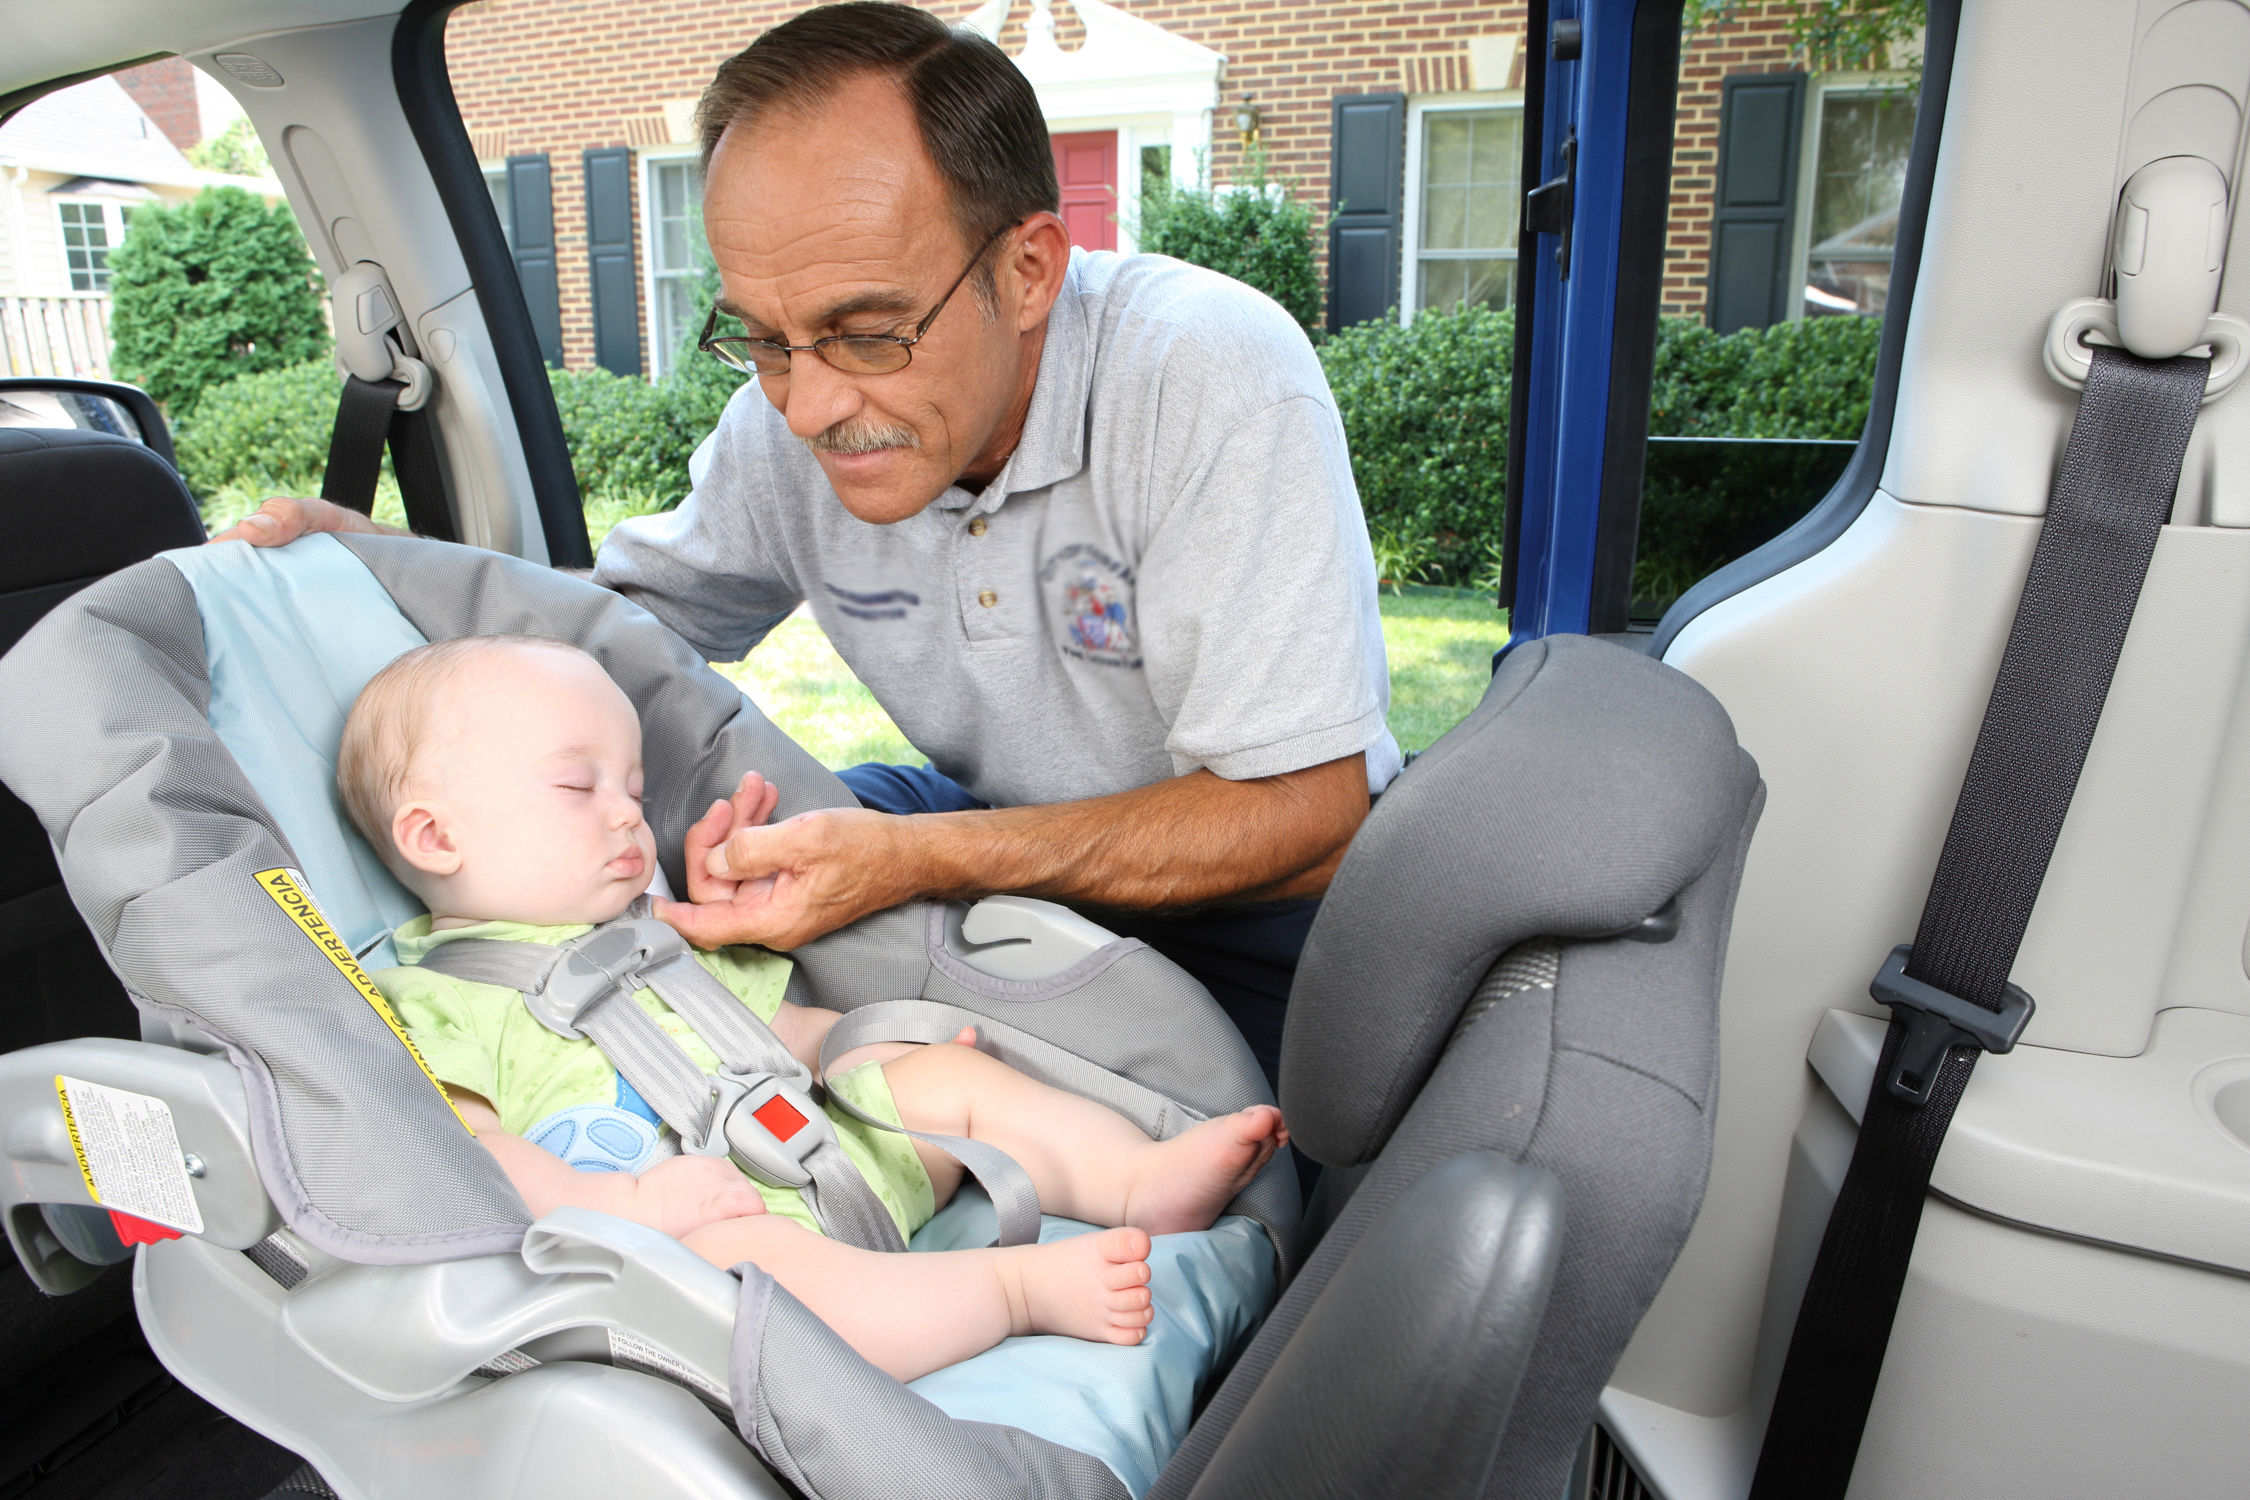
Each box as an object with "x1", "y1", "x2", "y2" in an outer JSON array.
[
  {"x1": 0, "y1": 557, "x2": 532, "y2": 1262},
  {"x1": 1282, "y1": 635, "x2": 1753, "y2": 1167}
]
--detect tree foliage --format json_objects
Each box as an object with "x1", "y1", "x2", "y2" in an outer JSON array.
[
  {"x1": 1132, "y1": 147, "x2": 1325, "y2": 332},
  {"x1": 1683, "y1": 0, "x2": 1926, "y2": 73},
  {"x1": 185, "y1": 117, "x2": 272, "y2": 178},
  {"x1": 107, "y1": 186, "x2": 330, "y2": 414}
]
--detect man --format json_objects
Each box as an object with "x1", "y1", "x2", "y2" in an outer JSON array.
[{"x1": 221, "y1": 2, "x2": 1400, "y2": 1087}]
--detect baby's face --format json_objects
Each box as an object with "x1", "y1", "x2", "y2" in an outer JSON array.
[{"x1": 398, "y1": 644, "x2": 658, "y2": 927}]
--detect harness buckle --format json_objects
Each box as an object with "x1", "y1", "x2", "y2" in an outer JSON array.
[
  {"x1": 1868, "y1": 944, "x2": 2035, "y2": 1107},
  {"x1": 523, "y1": 919, "x2": 690, "y2": 1040},
  {"x1": 687, "y1": 1070, "x2": 836, "y2": 1190}
]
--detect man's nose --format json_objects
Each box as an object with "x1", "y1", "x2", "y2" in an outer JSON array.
[{"x1": 776, "y1": 350, "x2": 865, "y2": 441}]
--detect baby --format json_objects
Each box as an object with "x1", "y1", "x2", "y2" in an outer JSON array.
[{"x1": 341, "y1": 635, "x2": 1287, "y2": 1383}]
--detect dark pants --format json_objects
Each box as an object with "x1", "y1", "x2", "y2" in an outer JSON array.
[{"x1": 836, "y1": 762, "x2": 1314, "y2": 1096}]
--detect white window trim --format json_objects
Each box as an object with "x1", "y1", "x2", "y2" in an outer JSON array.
[
  {"x1": 51, "y1": 197, "x2": 130, "y2": 294},
  {"x1": 638, "y1": 144, "x2": 702, "y2": 380},
  {"x1": 1788, "y1": 70, "x2": 1917, "y2": 322},
  {"x1": 1399, "y1": 91, "x2": 1526, "y2": 323},
  {"x1": 1041, "y1": 113, "x2": 1177, "y2": 254}
]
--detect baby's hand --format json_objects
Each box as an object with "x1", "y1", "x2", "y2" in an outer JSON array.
[
  {"x1": 630, "y1": 1153, "x2": 768, "y2": 1239},
  {"x1": 662, "y1": 771, "x2": 782, "y2": 942}
]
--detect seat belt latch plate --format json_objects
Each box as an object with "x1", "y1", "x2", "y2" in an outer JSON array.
[
  {"x1": 695, "y1": 1070, "x2": 835, "y2": 1191},
  {"x1": 1868, "y1": 944, "x2": 2035, "y2": 1107},
  {"x1": 524, "y1": 920, "x2": 691, "y2": 1040}
]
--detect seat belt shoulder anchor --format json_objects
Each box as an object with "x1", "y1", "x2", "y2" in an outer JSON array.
[{"x1": 1869, "y1": 944, "x2": 2035, "y2": 1106}]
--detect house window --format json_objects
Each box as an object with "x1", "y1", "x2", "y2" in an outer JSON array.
[
  {"x1": 483, "y1": 166, "x2": 514, "y2": 251},
  {"x1": 1403, "y1": 100, "x2": 1523, "y2": 319},
  {"x1": 1801, "y1": 87, "x2": 1913, "y2": 318},
  {"x1": 644, "y1": 156, "x2": 706, "y2": 377},
  {"x1": 56, "y1": 200, "x2": 128, "y2": 292}
]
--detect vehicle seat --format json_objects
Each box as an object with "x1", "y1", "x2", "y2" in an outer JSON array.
[{"x1": 0, "y1": 426, "x2": 202, "y2": 1052}]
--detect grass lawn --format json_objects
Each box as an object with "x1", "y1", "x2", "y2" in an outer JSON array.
[{"x1": 708, "y1": 586, "x2": 1510, "y2": 771}]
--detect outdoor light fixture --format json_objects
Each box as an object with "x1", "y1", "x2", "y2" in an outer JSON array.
[{"x1": 1233, "y1": 94, "x2": 1261, "y2": 145}]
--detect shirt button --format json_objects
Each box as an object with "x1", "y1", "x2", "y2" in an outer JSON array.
[
  {"x1": 967, "y1": 517, "x2": 988, "y2": 537},
  {"x1": 977, "y1": 589, "x2": 998, "y2": 608}
]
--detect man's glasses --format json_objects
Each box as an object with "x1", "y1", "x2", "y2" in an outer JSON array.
[{"x1": 699, "y1": 223, "x2": 1013, "y2": 378}]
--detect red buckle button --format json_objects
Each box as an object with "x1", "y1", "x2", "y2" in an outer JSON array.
[{"x1": 750, "y1": 1094, "x2": 809, "y2": 1142}]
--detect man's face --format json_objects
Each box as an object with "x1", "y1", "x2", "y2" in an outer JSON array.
[{"x1": 701, "y1": 73, "x2": 1059, "y2": 524}]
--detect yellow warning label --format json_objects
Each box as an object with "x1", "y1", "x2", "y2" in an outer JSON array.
[
  {"x1": 254, "y1": 867, "x2": 472, "y2": 1135},
  {"x1": 54, "y1": 1075, "x2": 97, "y2": 1203}
]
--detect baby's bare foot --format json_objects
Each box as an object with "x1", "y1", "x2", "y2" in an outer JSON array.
[
  {"x1": 1123, "y1": 1106, "x2": 1288, "y2": 1237},
  {"x1": 997, "y1": 1227, "x2": 1155, "y2": 1346}
]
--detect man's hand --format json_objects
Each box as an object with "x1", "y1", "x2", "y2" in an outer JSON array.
[
  {"x1": 654, "y1": 753, "x2": 1370, "y2": 953},
  {"x1": 207, "y1": 495, "x2": 399, "y2": 547}
]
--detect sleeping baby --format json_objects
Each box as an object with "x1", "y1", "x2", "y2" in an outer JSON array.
[{"x1": 341, "y1": 634, "x2": 1286, "y2": 1382}]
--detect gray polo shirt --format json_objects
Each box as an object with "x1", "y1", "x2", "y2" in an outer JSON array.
[{"x1": 595, "y1": 249, "x2": 1402, "y2": 810}]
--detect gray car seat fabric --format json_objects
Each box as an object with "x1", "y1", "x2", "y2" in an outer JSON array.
[
  {"x1": 1182, "y1": 1152, "x2": 1564, "y2": 1500},
  {"x1": 1154, "y1": 635, "x2": 1763, "y2": 1500}
]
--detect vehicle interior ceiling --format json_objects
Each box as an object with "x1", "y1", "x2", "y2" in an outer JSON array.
[
  {"x1": 11, "y1": 0, "x2": 2250, "y2": 1496},
  {"x1": 1610, "y1": 0, "x2": 2250, "y2": 1495}
]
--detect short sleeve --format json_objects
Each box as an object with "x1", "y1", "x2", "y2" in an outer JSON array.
[
  {"x1": 1134, "y1": 395, "x2": 1398, "y2": 784},
  {"x1": 592, "y1": 385, "x2": 803, "y2": 661},
  {"x1": 375, "y1": 966, "x2": 502, "y2": 1106}
]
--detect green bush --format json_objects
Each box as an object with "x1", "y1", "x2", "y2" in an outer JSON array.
[
  {"x1": 549, "y1": 360, "x2": 745, "y2": 507},
  {"x1": 1319, "y1": 304, "x2": 1512, "y2": 585},
  {"x1": 1134, "y1": 150, "x2": 1324, "y2": 332},
  {"x1": 108, "y1": 186, "x2": 330, "y2": 416},
  {"x1": 173, "y1": 356, "x2": 347, "y2": 499},
  {"x1": 1651, "y1": 314, "x2": 1883, "y2": 438}
]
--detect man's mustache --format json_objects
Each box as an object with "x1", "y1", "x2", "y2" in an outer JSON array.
[{"x1": 806, "y1": 418, "x2": 919, "y2": 457}]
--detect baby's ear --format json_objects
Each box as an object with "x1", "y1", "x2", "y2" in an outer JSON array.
[{"x1": 391, "y1": 801, "x2": 463, "y2": 878}]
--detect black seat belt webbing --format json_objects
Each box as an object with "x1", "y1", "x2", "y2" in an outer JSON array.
[
  {"x1": 320, "y1": 373, "x2": 459, "y2": 543},
  {"x1": 1748, "y1": 344, "x2": 2209, "y2": 1500}
]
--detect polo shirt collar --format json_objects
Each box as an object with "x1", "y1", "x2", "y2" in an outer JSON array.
[{"x1": 934, "y1": 253, "x2": 1092, "y2": 517}]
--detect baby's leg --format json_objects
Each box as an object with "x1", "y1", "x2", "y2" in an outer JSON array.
[
  {"x1": 880, "y1": 1043, "x2": 1286, "y2": 1236},
  {"x1": 681, "y1": 1214, "x2": 1153, "y2": 1382}
]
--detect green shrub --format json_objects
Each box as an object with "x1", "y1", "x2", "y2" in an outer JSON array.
[
  {"x1": 185, "y1": 117, "x2": 272, "y2": 178},
  {"x1": 173, "y1": 356, "x2": 348, "y2": 499},
  {"x1": 1651, "y1": 314, "x2": 1883, "y2": 438},
  {"x1": 108, "y1": 186, "x2": 330, "y2": 416},
  {"x1": 1319, "y1": 304, "x2": 1512, "y2": 585},
  {"x1": 549, "y1": 360, "x2": 745, "y2": 507},
  {"x1": 1134, "y1": 149, "x2": 1324, "y2": 332}
]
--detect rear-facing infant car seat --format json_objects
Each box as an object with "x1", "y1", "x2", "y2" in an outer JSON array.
[{"x1": 0, "y1": 522, "x2": 1760, "y2": 1500}]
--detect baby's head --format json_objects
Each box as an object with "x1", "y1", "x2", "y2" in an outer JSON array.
[{"x1": 338, "y1": 635, "x2": 657, "y2": 927}]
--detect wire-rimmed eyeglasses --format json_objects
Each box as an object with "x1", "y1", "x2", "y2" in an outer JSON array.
[{"x1": 698, "y1": 223, "x2": 1013, "y2": 378}]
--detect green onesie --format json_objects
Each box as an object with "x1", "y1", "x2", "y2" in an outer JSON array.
[{"x1": 376, "y1": 917, "x2": 936, "y2": 1241}]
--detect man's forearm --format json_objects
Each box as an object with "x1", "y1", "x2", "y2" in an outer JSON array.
[{"x1": 901, "y1": 754, "x2": 1369, "y2": 912}]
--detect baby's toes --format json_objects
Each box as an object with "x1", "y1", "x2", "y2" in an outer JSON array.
[
  {"x1": 1100, "y1": 1257, "x2": 1152, "y2": 1292},
  {"x1": 1104, "y1": 1283, "x2": 1153, "y2": 1314},
  {"x1": 1097, "y1": 1226, "x2": 1152, "y2": 1264}
]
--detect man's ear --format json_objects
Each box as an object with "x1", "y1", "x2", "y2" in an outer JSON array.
[
  {"x1": 391, "y1": 801, "x2": 463, "y2": 878},
  {"x1": 1004, "y1": 212, "x2": 1072, "y2": 334}
]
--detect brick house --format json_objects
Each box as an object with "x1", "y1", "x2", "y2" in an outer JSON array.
[{"x1": 441, "y1": 0, "x2": 1913, "y2": 377}]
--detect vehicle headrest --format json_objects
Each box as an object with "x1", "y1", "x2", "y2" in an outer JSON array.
[
  {"x1": 0, "y1": 427, "x2": 202, "y2": 653},
  {"x1": 1281, "y1": 635, "x2": 1752, "y2": 1166}
]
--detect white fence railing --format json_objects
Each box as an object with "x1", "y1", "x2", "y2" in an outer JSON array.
[{"x1": 0, "y1": 295, "x2": 115, "y2": 380}]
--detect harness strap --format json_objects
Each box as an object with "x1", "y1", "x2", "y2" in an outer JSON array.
[{"x1": 818, "y1": 1004, "x2": 1046, "y2": 1249}]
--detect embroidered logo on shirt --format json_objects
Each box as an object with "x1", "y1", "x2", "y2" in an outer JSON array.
[
  {"x1": 1040, "y1": 544, "x2": 1141, "y2": 669},
  {"x1": 823, "y1": 582, "x2": 921, "y2": 622}
]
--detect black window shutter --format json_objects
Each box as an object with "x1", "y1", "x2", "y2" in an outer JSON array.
[
  {"x1": 1706, "y1": 73, "x2": 1807, "y2": 332},
  {"x1": 1327, "y1": 92, "x2": 1406, "y2": 333},
  {"x1": 506, "y1": 153, "x2": 563, "y2": 366},
  {"x1": 584, "y1": 147, "x2": 641, "y2": 377}
]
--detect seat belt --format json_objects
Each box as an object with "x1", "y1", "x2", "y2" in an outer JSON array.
[
  {"x1": 412, "y1": 904, "x2": 1043, "y2": 1252},
  {"x1": 1746, "y1": 341, "x2": 2210, "y2": 1499},
  {"x1": 319, "y1": 262, "x2": 457, "y2": 542}
]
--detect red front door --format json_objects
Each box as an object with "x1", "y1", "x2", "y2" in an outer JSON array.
[{"x1": 1050, "y1": 131, "x2": 1118, "y2": 252}]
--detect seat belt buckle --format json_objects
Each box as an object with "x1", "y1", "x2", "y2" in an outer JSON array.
[
  {"x1": 1868, "y1": 944, "x2": 2035, "y2": 1107},
  {"x1": 691, "y1": 1070, "x2": 836, "y2": 1191}
]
